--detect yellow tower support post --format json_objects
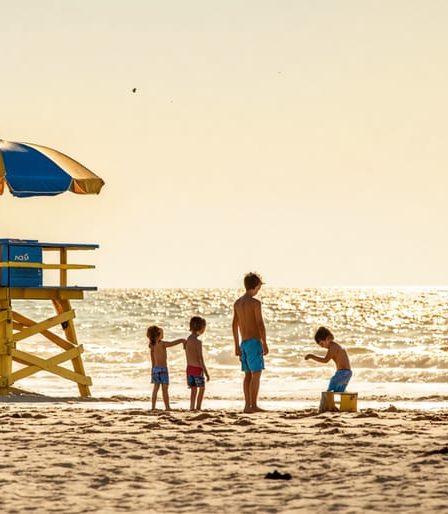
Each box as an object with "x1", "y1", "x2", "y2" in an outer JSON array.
[{"x1": 0, "y1": 296, "x2": 13, "y2": 394}]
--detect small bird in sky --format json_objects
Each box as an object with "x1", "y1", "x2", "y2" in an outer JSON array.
[{"x1": 132, "y1": 88, "x2": 137, "y2": 93}]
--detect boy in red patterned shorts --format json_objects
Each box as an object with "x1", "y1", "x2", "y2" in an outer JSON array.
[{"x1": 185, "y1": 316, "x2": 210, "y2": 411}]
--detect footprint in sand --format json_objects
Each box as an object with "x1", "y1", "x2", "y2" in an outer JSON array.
[
  {"x1": 233, "y1": 418, "x2": 253, "y2": 426},
  {"x1": 141, "y1": 422, "x2": 160, "y2": 429},
  {"x1": 355, "y1": 411, "x2": 379, "y2": 418},
  {"x1": 82, "y1": 428, "x2": 104, "y2": 434},
  {"x1": 95, "y1": 448, "x2": 110, "y2": 455},
  {"x1": 54, "y1": 462, "x2": 76, "y2": 469},
  {"x1": 413, "y1": 414, "x2": 441, "y2": 422},
  {"x1": 122, "y1": 409, "x2": 150, "y2": 416},
  {"x1": 11, "y1": 412, "x2": 34, "y2": 418},
  {"x1": 30, "y1": 413, "x2": 47, "y2": 420},
  {"x1": 118, "y1": 416, "x2": 135, "y2": 422},
  {"x1": 168, "y1": 418, "x2": 188, "y2": 426},
  {"x1": 91, "y1": 476, "x2": 111, "y2": 489},
  {"x1": 320, "y1": 451, "x2": 336, "y2": 458},
  {"x1": 322, "y1": 428, "x2": 340, "y2": 435},
  {"x1": 189, "y1": 413, "x2": 214, "y2": 421},
  {"x1": 206, "y1": 417, "x2": 226, "y2": 425},
  {"x1": 364, "y1": 430, "x2": 387, "y2": 438},
  {"x1": 375, "y1": 475, "x2": 401, "y2": 483},
  {"x1": 384, "y1": 405, "x2": 399, "y2": 412},
  {"x1": 314, "y1": 421, "x2": 339, "y2": 429}
]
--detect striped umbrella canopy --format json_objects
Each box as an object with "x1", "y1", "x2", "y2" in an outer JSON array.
[{"x1": 0, "y1": 140, "x2": 105, "y2": 197}]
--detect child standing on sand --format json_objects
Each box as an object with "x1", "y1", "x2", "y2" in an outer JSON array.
[
  {"x1": 185, "y1": 316, "x2": 210, "y2": 411},
  {"x1": 305, "y1": 327, "x2": 352, "y2": 392},
  {"x1": 232, "y1": 272, "x2": 269, "y2": 413},
  {"x1": 147, "y1": 326, "x2": 186, "y2": 411}
]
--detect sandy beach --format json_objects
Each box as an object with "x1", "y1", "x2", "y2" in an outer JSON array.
[{"x1": 1, "y1": 403, "x2": 447, "y2": 514}]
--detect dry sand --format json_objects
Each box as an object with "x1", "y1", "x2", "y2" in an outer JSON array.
[{"x1": 0, "y1": 404, "x2": 447, "y2": 513}]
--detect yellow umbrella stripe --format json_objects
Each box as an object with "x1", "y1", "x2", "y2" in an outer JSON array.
[{"x1": 0, "y1": 152, "x2": 5, "y2": 194}]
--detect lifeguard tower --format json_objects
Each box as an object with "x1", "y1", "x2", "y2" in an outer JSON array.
[
  {"x1": 0, "y1": 138, "x2": 105, "y2": 397},
  {"x1": 0, "y1": 239, "x2": 98, "y2": 397}
]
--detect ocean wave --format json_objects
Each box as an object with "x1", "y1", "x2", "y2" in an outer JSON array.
[
  {"x1": 81, "y1": 347, "x2": 448, "y2": 371},
  {"x1": 86, "y1": 351, "x2": 148, "y2": 364}
]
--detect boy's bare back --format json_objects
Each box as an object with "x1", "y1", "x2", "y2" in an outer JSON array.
[
  {"x1": 233, "y1": 295, "x2": 263, "y2": 341},
  {"x1": 327, "y1": 341, "x2": 351, "y2": 370},
  {"x1": 185, "y1": 334, "x2": 203, "y2": 367}
]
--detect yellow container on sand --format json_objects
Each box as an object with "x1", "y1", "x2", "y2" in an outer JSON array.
[{"x1": 339, "y1": 392, "x2": 358, "y2": 412}]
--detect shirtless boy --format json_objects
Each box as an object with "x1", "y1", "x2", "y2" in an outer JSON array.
[
  {"x1": 147, "y1": 326, "x2": 186, "y2": 410},
  {"x1": 305, "y1": 326, "x2": 352, "y2": 392},
  {"x1": 232, "y1": 272, "x2": 269, "y2": 413},
  {"x1": 185, "y1": 316, "x2": 209, "y2": 411}
]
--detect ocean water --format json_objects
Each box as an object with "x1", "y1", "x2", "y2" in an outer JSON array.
[{"x1": 12, "y1": 288, "x2": 448, "y2": 408}]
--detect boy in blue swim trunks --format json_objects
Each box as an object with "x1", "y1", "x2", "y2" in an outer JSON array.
[
  {"x1": 232, "y1": 272, "x2": 269, "y2": 413},
  {"x1": 147, "y1": 326, "x2": 186, "y2": 411},
  {"x1": 305, "y1": 327, "x2": 352, "y2": 392},
  {"x1": 185, "y1": 316, "x2": 210, "y2": 411}
]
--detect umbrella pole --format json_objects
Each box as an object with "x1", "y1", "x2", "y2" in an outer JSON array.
[{"x1": 0, "y1": 296, "x2": 13, "y2": 394}]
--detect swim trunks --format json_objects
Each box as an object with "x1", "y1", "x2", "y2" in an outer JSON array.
[
  {"x1": 151, "y1": 366, "x2": 169, "y2": 385},
  {"x1": 240, "y1": 338, "x2": 265, "y2": 373},
  {"x1": 327, "y1": 369, "x2": 352, "y2": 392},
  {"x1": 187, "y1": 365, "x2": 205, "y2": 388}
]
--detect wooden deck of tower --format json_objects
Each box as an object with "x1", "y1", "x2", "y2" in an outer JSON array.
[{"x1": 0, "y1": 239, "x2": 98, "y2": 397}]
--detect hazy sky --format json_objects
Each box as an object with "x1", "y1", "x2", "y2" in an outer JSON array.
[{"x1": 1, "y1": 1, "x2": 447, "y2": 288}]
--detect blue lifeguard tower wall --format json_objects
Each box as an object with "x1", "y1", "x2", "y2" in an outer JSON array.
[
  {"x1": 0, "y1": 239, "x2": 97, "y2": 290},
  {"x1": 0, "y1": 239, "x2": 43, "y2": 288}
]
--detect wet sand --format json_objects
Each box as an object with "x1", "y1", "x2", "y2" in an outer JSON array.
[{"x1": 0, "y1": 404, "x2": 447, "y2": 513}]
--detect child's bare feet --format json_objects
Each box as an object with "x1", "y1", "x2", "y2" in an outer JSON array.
[{"x1": 243, "y1": 406, "x2": 267, "y2": 413}]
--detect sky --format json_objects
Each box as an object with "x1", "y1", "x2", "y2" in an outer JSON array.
[{"x1": 1, "y1": 0, "x2": 447, "y2": 288}]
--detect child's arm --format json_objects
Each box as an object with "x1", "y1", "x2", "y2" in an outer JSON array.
[
  {"x1": 305, "y1": 348, "x2": 333, "y2": 363},
  {"x1": 198, "y1": 341, "x2": 210, "y2": 381},
  {"x1": 163, "y1": 338, "x2": 187, "y2": 348},
  {"x1": 232, "y1": 307, "x2": 241, "y2": 356}
]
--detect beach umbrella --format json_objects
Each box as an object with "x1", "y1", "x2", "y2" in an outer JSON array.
[{"x1": 0, "y1": 139, "x2": 105, "y2": 197}]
